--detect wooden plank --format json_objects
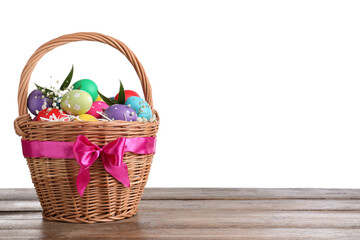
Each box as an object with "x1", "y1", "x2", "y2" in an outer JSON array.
[
  {"x1": 1, "y1": 209, "x2": 360, "y2": 239},
  {"x1": 4, "y1": 212, "x2": 360, "y2": 229},
  {"x1": 0, "y1": 201, "x2": 41, "y2": 211},
  {"x1": 2, "y1": 211, "x2": 360, "y2": 229},
  {"x1": 1, "y1": 228, "x2": 360, "y2": 240},
  {"x1": 0, "y1": 189, "x2": 37, "y2": 201},
  {"x1": 3, "y1": 199, "x2": 360, "y2": 212},
  {"x1": 0, "y1": 212, "x2": 41, "y2": 220},
  {"x1": 1, "y1": 188, "x2": 360, "y2": 200},
  {"x1": 142, "y1": 188, "x2": 360, "y2": 200}
]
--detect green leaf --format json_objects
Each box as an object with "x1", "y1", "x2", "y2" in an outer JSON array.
[
  {"x1": 117, "y1": 80, "x2": 125, "y2": 104},
  {"x1": 35, "y1": 83, "x2": 52, "y2": 94},
  {"x1": 75, "y1": 84, "x2": 81, "y2": 90},
  {"x1": 97, "y1": 90, "x2": 118, "y2": 106},
  {"x1": 60, "y1": 65, "x2": 74, "y2": 90},
  {"x1": 35, "y1": 83, "x2": 55, "y2": 99}
]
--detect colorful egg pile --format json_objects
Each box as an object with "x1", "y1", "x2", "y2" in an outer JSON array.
[{"x1": 27, "y1": 72, "x2": 156, "y2": 123}]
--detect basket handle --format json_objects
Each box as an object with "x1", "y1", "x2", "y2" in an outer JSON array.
[{"x1": 17, "y1": 32, "x2": 153, "y2": 116}]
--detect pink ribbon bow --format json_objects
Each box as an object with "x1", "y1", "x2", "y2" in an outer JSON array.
[
  {"x1": 21, "y1": 135, "x2": 157, "y2": 196},
  {"x1": 74, "y1": 135, "x2": 130, "y2": 196}
]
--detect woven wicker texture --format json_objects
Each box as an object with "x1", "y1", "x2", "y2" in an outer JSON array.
[{"x1": 14, "y1": 32, "x2": 159, "y2": 223}]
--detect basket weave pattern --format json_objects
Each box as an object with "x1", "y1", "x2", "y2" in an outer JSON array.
[{"x1": 14, "y1": 32, "x2": 159, "y2": 223}]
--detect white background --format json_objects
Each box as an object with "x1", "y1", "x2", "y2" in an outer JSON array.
[{"x1": 1, "y1": 0, "x2": 360, "y2": 188}]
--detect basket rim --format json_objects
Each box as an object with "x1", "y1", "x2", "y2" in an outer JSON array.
[{"x1": 14, "y1": 110, "x2": 160, "y2": 138}]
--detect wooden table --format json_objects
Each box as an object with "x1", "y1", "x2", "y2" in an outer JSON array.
[{"x1": 1, "y1": 188, "x2": 360, "y2": 239}]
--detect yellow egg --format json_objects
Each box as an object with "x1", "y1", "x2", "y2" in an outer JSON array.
[
  {"x1": 75, "y1": 114, "x2": 98, "y2": 121},
  {"x1": 95, "y1": 95, "x2": 103, "y2": 101}
]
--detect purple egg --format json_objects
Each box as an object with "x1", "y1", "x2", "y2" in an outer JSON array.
[
  {"x1": 104, "y1": 104, "x2": 137, "y2": 121},
  {"x1": 27, "y1": 90, "x2": 52, "y2": 115}
]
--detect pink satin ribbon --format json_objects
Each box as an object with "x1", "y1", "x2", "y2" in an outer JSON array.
[{"x1": 21, "y1": 135, "x2": 156, "y2": 196}]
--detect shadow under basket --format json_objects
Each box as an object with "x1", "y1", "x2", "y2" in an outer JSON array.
[{"x1": 14, "y1": 32, "x2": 160, "y2": 223}]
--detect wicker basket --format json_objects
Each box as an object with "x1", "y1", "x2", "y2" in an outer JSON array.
[{"x1": 13, "y1": 32, "x2": 160, "y2": 223}]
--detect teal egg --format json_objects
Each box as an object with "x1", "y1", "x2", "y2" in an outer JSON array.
[
  {"x1": 125, "y1": 96, "x2": 152, "y2": 120},
  {"x1": 60, "y1": 90, "x2": 93, "y2": 115},
  {"x1": 72, "y1": 79, "x2": 98, "y2": 101}
]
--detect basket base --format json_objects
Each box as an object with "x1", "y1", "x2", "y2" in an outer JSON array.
[{"x1": 42, "y1": 206, "x2": 138, "y2": 224}]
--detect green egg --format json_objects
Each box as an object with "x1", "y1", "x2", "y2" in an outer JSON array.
[
  {"x1": 72, "y1": 79, "x2": 98, "y2": 101},
  {"x1": 60, "y1": 90, "x2": 93, "y2": 115}
]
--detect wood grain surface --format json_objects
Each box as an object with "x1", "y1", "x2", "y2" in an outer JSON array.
[{"x1": 1, "y1": 188, "x2": 360, "y2": 239}]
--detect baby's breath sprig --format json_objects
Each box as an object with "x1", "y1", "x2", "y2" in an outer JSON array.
[{"x1": 35, "y1": 65, "x2": 74, "y2": 102}]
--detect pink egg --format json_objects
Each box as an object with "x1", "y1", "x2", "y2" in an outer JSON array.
[{"x1": 86, "y1": 101, "x2": 109, "y2": 118}]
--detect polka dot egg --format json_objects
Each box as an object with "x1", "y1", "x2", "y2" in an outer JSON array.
[
  {"x1": 104, "y1": 104, "x2": 137, "y2": 121},
  {"x1": 60, "y1": 90, "x2": 93, "y2": 115},
  {"x1": 86, "y1": 101, "x2": 109, "y2": 118},
  {"x1": 124, "y1": 96, "x2": 152, "y2": 120},
  {"x1": 27, "y1": 90, "x2": 52, "y2": 116}
]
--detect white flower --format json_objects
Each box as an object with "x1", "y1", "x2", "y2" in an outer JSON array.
[
  {"x1": 149, "y1": 115, "x2": 156, "y2": 123},
  {"x1": 74, "y1": 93, "x2": 80, "y2": 98},
  {"x1": 41, "y1": 102, "x2": 47, "y2": 110},
  {"x1": 63, "y1": 100, "x2": 69, "y2": 105},
  {"x1": 74, "y1": 104, "x2": 81, "y2": 111}
]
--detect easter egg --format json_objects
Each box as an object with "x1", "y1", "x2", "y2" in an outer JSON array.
[
  {"x1": 115, "y1": 90, "x2": 140, "y2": 101},
  {"x1": 104, "y1": 104, "x2": 137, "y2": 121},
  {"x1": 95, "y1": 95, "x2": 103, "y2": 101},
  {"x1": 125, "y1": 96, "x2": 152, "y2": 120},
  {"x1": 27, "y1": 90, "x2": 52, "y2": 115},
  {"x1": 60, "y1": 90, "x2": 93, "y2": 115},
  {"x1": 75, "y1": 114, "x2": 98, "y2": 121},
  {"x1": 86, "y1": 101, "x2": 109, "y2": 118},
  {"x1": 36, "y1": 108, "x2": 69, "y2": 121},
  {"x1": 72, "y1": 79, "x2": 98, "y2": 101}
]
